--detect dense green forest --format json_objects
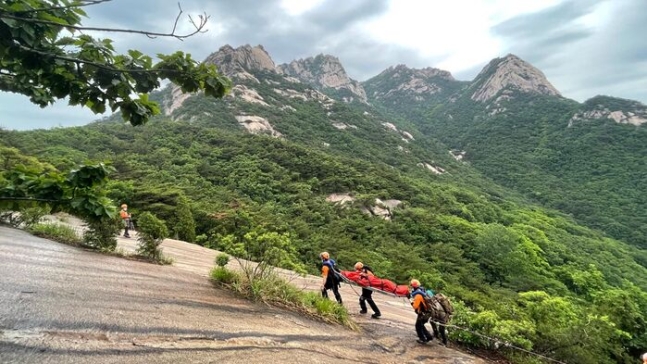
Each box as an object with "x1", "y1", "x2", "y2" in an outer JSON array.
[
  {"x1": 383, "y1": 90, "x2": 647, "y2": 249},
  {"x1": 2, "y1": 107, "x2": 647, "y2": 363}
]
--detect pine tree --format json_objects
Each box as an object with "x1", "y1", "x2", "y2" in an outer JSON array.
[{"x1": 174, "y1": 195, "x2": 196, "y2": 243}]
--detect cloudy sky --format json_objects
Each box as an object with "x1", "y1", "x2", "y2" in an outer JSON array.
[{"x1": 2, "y1": 0, "x2": 646, "y2": 130}]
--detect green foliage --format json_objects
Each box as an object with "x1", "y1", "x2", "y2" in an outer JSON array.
[
  {"x1": 0, "y1": 0, "x2": 231, "y2": 125},
  {"x1": 215, "y1": 253, "x2": 230, "y2": 267},
  {"x1": 0, "y1": 161, "x2": 117, "y2": 222},
  {"x1": 210, "y1": 266, "x2": 239, "y2": 285},
  {"x1": 20, "y1": 206, "x2": 49, "y2": 226},
  {"x1": 28, "y1": 223, "x2": 82, "y2": 246},
  {"x1": 173, "y1": 195, "x2": 196, "y2": 242},
  {"x1": 135, "y1": 211, "x2": 168, "y2": 261},
  {"x1": 220, "y1": 229, "x2": 306, "y2": 284},
  {"x1": 414, "y1": 92, "x2": 647, "y2": 248},
  {"x1": 210, "y1": 265, "x2": 354, "y2": 329},
  {"x1": 83, "y1": 216, "x2": 121, "y2": 251}
]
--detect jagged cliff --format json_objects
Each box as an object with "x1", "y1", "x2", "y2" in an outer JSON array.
[
  {"x1": 278, "y1": 54, "x2": 367, "y2": 103},
  {"x1": 364, "y1": 64, "x2": 457, "y2": 102},
  {"x1": 470, "y1": 54, "x2": 561, "y2": 102},
  {"x1": 203, "y1": 44, "x2": 277, "y2": 82}
]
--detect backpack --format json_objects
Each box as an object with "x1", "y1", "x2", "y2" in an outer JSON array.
[
  {"x1": 323, "y1": 259, "x2": 343, "y2": 283},
  {"x1": 434, "y1": 293, "x2": 454, "y2": 316},
  {"x1": 422, "y1": 294, "x2": 436, "y2": 314}
]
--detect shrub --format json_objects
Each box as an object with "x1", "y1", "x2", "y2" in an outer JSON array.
[
  {"x1": 136, "y1": 211, "x2": 169, "y2": 261},
  {"x1": 210, "y1": 266, "x2": 239, "y2": 285},
  {"x1": 28, "y1": 223, "x2": 82, "y2": 246},
  {"x1": 19, "y1": 206, "x2": 50, "y2": 227},
  {"x1": 215, "y1": 253, "x2": 230, "y2": 267},
  {"x1": 83, "y1": 217, "x2": 121, "y2": 251},
  {"x1": 0, "y1": 206, "x2": 49, "y2": 228},
  {"x1": 209, "y1": 264, "x2": 355, "y2": 329}
]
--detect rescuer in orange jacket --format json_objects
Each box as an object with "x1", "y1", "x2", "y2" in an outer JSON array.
[{"x1": 410, "y1": 279, "x2": 434, "y2": 344}]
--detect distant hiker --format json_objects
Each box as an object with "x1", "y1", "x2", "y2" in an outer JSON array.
[
  {"x1": 119, "y1": 204, "x2": 132, "y2": 238},
  {"x1": 427, "y1": 286, "x2": 453, "y2": 346},
  {"x1": 320, "y1": 252, "x2": 342, "y2": 304},
  {"x1": 355, "y1": 262, "x2": 381, "y2": 318},
  {"x1": 410, "y1": 279, "x2": 434, "y2": 344}
]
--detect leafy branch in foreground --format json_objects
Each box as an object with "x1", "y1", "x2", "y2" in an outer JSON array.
[
  {"x1": 0, "y1": 0, "x2": 232, "y2": 126},
  {"x1": 0, "y1": 161, "x2": 116, "y2": 223}
]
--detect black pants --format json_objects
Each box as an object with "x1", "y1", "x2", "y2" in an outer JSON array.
[
  {"x1": 431, "y1": 321, "x2": 448, "y2": 345},
  {"x1": 322, "y1": 281, "x2": 342, "y2": 304},
  {"x1": 359, "y1": 288, "x2": 380, "y2": 315},
  {"x1": 415, "y1": 315, "x2": 434, "y2": 342},
  {"x1": 123, "y1": 219, "x2": 131, "y2": 237}
]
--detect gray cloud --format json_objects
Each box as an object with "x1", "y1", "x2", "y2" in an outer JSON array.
[{"x1": 491, "y1": 0, "x2": 647, "y2": 103}]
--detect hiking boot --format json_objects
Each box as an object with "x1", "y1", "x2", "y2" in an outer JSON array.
[
  {"x1": 416, "y1": 339, "x2": 430, "y2": 344},
  {"x1": 371, "y1": 313, "x2": 381, "y2": 319},
  {"x1": 359, "y1": 310, "x2": 367, "y2": 314}
]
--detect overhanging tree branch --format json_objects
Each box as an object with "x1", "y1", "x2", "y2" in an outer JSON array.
[
  {"x1": 0, "y1": 197, "x2": 65, "y2": 203},
  {"x1": 11, "y1": 0, "x2": 113, "y2": 13},
  {"x1": 0, "y1": 0, "x2": 231, "y2": 126},
  {"x1": 0, "y1": 3, "x2": 209, "y2": 40}
]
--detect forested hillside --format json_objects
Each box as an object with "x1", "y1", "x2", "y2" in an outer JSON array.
[
  {"x1": 367, "y1": 56, "x2": 647, "y2": 249},
  {"x1": 2, "y1": 45, "x2": 647, "y2": 364}
]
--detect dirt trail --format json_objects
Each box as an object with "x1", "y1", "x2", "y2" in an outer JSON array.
[{"x1": 1, "y1": 222, "x2": 490, "y2": 363}]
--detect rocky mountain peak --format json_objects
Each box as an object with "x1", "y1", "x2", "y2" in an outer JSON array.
[
  {"x1": 382, "y1": 64, "x2": 455, "y2": 81},
  {"x1": 278, "y1": 54, "x2": 367, "y2": 103},
  {"x1": 363, "y1": 64, "x2": 457, "y2": 103},
  {"x1": 204, "y1": 44, "x2": 277, "y2": 79},
  {"x1": 470, "y1": 54, "x2": 561, "y2": 102}
]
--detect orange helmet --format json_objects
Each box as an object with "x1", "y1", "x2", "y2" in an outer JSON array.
[
  {"x1": 319, "y1": 252, "x2": 330, "y2": 260},
  {"x1": 354, "y1": 262, "x2": 364, "y2": 270},
  {"x1": 410, "y1": 279, "x2": 420, "y2": 288}
]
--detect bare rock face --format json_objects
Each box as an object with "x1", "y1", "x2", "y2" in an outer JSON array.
[
  {"x1": 278, "y1": 54, "x2": 367, "y2": 103},
  {"x1": 234, "y1": 115, "x2": 282, "y2": 138},
  {"x1": 204, "y1": 44, "x2": 277, "y2": 80},
  {"x1": 228, "y1": 85, "x2": 269, "y2": 106},
  {"x1": 164, "y1": 85, "x2": 192, "y2": 116},
  {"x1": 569, "y1": 98, "x2": 647, "y2": 127},
  {"x1": 325, "y1": 194, "x2": 402, "y2": 220},
  {"x1": 417, "y1": 162, "x2": 446, "y2": 175},
  {"x1": 471, "y1": 54, "x2": 561, "y2": 102},
  {"x1": 365, "y1": 64, "x2": 456, "y2": 101}
]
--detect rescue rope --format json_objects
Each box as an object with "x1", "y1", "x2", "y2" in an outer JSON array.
[
  {"x1": 338, "y1": 275, "x2": 567, "y2": 364},
  {"x1": 428, "y1": 319, "x2": 567, "y2": 364}
]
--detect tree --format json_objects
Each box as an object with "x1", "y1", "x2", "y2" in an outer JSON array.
[
  {"x1": 0, "y1": 0, "x2": 232, "y2": 126},
  {"x1": 136, "y1": 211, "x2": 169, "y2": 261},
  {"x1": 174, "y1": 195, "x2": 196, "y2": 242}
]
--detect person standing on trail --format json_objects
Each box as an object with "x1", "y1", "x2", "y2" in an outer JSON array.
[
  {"x1": 355, "y1": 262, "x2": 381, "y2": 319},
  {"x1": 119, "y1": 204, "x2": 132, "y2": 238},
  {"x1": 320, "y1": 252, "x2": 342, "y2": 304},
  {"x1": 410, "y1": 279, "x2": 434, "y2": 344}
]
